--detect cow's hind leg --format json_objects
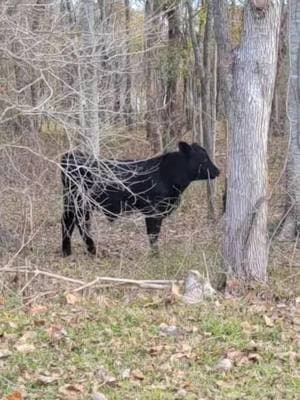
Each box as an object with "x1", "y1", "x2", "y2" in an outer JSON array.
[
  {"x1": 62, "y1": 209, "x2": 76, "y2": 257},
  {"x1": 76, "y1": 210, "x2": 96, "y2": 255},
  {"x1": 145, "y1": 216, "x2": 163, "y2": 255}
]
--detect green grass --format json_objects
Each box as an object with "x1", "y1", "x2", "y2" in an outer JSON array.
[{"x1": 1, "y1": 287, "x2": 299, "y2": 400}]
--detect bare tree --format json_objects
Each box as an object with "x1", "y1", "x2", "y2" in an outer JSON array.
[
  {"x1": 124, "y1": 0, "x2": 133, "y2": 127},
  {"x1": 78, "y1": 0, "x2": 99, "y2": 154},
  {"x1": 223, "y1": 0, "x2": 281, "y2": 281},
  {"x1": 278, "y1": 0, "x2": 300, "y2": 241},
  {"x1": 144, "y1": 0, "x2": 162, "y2": 152}
]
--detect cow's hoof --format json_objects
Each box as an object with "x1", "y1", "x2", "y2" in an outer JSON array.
[{"x1": 87, "y1": 247, "x2": 97, "y2": 256}]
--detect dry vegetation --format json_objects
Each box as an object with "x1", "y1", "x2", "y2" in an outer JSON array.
[{"x1": 0, "y1": 127, "x2": 299, "y2": 399}]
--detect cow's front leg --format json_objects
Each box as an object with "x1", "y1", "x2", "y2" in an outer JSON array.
[{"x1": 145, "y1": 216, "x2": 163, "y2": 255}]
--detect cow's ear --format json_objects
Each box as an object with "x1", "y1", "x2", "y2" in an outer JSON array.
[{"x1": 178, "y1": 141, "x2": 191, "y2": 156}]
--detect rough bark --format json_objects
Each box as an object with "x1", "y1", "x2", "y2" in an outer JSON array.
[
  {"x1": 278, "y1": 0, "x2": 300, "y2": 240},
  {"x1": 164, "y1": 4, "x2": 181, "y2": 143},
  {"x1": 186, "y1": 0, "x2": 203, "y2": 145},
  {"x1": 202, "y1": 1, "x2": 217, "y2": 219},
  {"x1": 223, "y1": 0, "x2": 281, "y2": 281},
  {"x1": 123, "y1": 0, "x2": 133, "y2": 127},
  {"x1": 79, "y1": 0, "x2": 99, "y2": 155},
  {"x1": 144, "y1": 0, "x2": 162, "y2": 153},
  {"x1": 212, "y1": 0, "x2": 231, "y2": 118}
]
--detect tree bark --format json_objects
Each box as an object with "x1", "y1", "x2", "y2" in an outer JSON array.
[
  {"x1": 201, "y1": 1, "x2": 217, "y2": 219},
  {"x1": 144, "y1": 0, "x2": 162, "y2": 153},
  {"x1": 124, "y1": 0, "x2": 133, "y2": 128},
  {"x1": 223, "y1": 0, "x2": 281, "y2": 281},
  {"x1": 212, "y1": 0, "x2": 231, "y2": 119},
  {"x1": 79, "y1": 0, "x2": 99, "y2": 155},
  {"x1": 278, "y1": 0, "x2": 300, "y2": 240}
]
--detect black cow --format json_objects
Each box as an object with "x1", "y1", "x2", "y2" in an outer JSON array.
[{"x1": 61, "y1": 141, "x2": 220, "y2": 256}]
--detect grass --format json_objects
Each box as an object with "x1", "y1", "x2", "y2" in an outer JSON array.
[{"x1": 1, "y1": 280, "x2": 299, "y2": 400}]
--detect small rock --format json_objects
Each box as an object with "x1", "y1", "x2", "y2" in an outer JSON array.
[
  {"x1": 214, "y1": 358, "x2": 233, "y2": 372},
  {"x1": 92, "y1": 393, "x2": 108, "y2": 400},
  {"x1": 121, "y1": 368, "x2": 131, "y2": 379},
  {"x1": 176, "y1": 388, "x2": 188, "y2": 398},
  {"x1": 0, "y1": 350, "x2": 11, "y2": 359},
  {"x1": 159, "y1": 323, "x2": 179, "y2": 337}
]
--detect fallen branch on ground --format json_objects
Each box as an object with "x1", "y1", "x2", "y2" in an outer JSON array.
[{"x1": 0, "y1": 267, "x2": 216, "y2": 303}]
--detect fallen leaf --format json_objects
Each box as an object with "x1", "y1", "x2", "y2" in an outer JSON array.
[
  {"x1": 149, "y1": 345, "x2": 165, "y2": 356},
  {"x1": 263, "y1": 315, "x2": 274, "y2": 327},
  {"x1": 35, "y1": 372, "x2": 60, "y2": 384},
  {"x1": 15, "y1": 343, "x2": 35, "y2": 354},
  {"x1": 248, "y1": 353, "x2": 262, "y2": 363},
  {"x1": 241, "y1": 321, "x2": 252, "y2": 334},
  {"x1": 0, "y1": 295, "x2": 5, "y2": 305},
  {"x1": 29, "y1": 305, "x2": 48, "y2": 315},
  {"x1": 46, "y1": 325, "x2": 67, "y2": 341},
  {"x1": 131, "y1": 369, "x2": 145, "y2": 380},
  {"x1": 65, "y1": 293, "x2": 79, "y2": 305},
  {"x1": 4, "y1": 392, "x2": 23, "y2": 400},
  {"x1": 58, "y1": 384, "x2": 84, "y2": 399},
  {"x1": 171, "y1": 283, "x2": 182, "y2": 298},
  {"x1": 94, "y1": 366, "x2": 117, "y2": 385}
]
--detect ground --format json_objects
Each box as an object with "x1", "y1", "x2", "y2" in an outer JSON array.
[{"x1": 0, "y1": 129, "x2": 299, "y2": 399}]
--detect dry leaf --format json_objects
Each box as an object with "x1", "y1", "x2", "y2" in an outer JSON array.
[
  {"x1": 248, "y1": 353, "x2": 262, "y2": 363},
  {"x1": 59, "y1": 384, "x2": 84, "y2": 399},
  {"x1": 65, "y1": 293, "x2": 79, "y2": 305},
  {"x1": 15, "y1": 343, "x2": 35, "y2": 354},
  {"x1": 171, "y1": 283, "x2": 182, "y2": 298},
  {"x1": 149, "y1": 345, "x2": 165, "y2": 356},
  {"x1": 4, "y1": 392, "x2": 23, "y2": 400},
  {"x1": 0, "y1": 295, "x2": 5, "y2": 305},
  {"x1": 263, "y1": 315, "x2": 274, "y2": 327},
  {"x1": 46, "y1": 325, "x2": 67, "y2": 341},
  {"x1": 29, "y1": 305, "x2": 48, "y2": 315},
  {"x1": 131, "y1": 369, "x2": 145, "y2": 380},
  {"x1": 94, "y1": 367, "x2": 117, "y2": 385},
  {"x1": 36, "y1": 373, "x2": 60, "y2": 384}
]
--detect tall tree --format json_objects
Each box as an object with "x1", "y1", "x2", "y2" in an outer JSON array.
[
  {"x1": 278, "y1": 0, "x2": 300, "y2": 241},
  {"x1": 79, "y1": 0, "x2": 99, "y2": 154},
  {"x1": 144, "y1": 0, "x2": 162, "y2": 152},
  {"x1": 223, "y1": 0, "x2": 281, "y2": 281},
  {"x1": 124, "y1": 0, "x2": 133, "y2": 127}
]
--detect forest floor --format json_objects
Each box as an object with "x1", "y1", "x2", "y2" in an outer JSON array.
[{"x1": 0, "y1": 129, "x2": 299, "y2": 399}]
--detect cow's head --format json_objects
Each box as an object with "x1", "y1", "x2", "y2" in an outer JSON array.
[{"x1": 178, "y1": 142, "x2": 220, "y2": 181}]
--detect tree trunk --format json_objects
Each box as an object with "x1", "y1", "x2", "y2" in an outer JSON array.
[
  {"x1": 79, "y1": 0, "x2": 99, "y2": 155},
  {"x1": 201, "y1": 1, "x2": 217, "y2": 219},
  {"x1": 186, "y1": 0, "x2": 203, "y2": 145},
  {"x1": 278, "y1": 0, "x2": 300, "y2": 241},
  {"x1": 212, "y1": 0, "x2": 231, "y2": 119},
  {"x1": 223, "y1": 0, "x2": 281, "y2": 282},
  {"x1": 124, "y1": 0, "x2": 133, "y2": 128},
  {"x1": 164, "y1": 4, "x2": 181, "y2": 144},
  {"x1": 144, "y1": 0, "x2": 162, "y2": 153}
]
